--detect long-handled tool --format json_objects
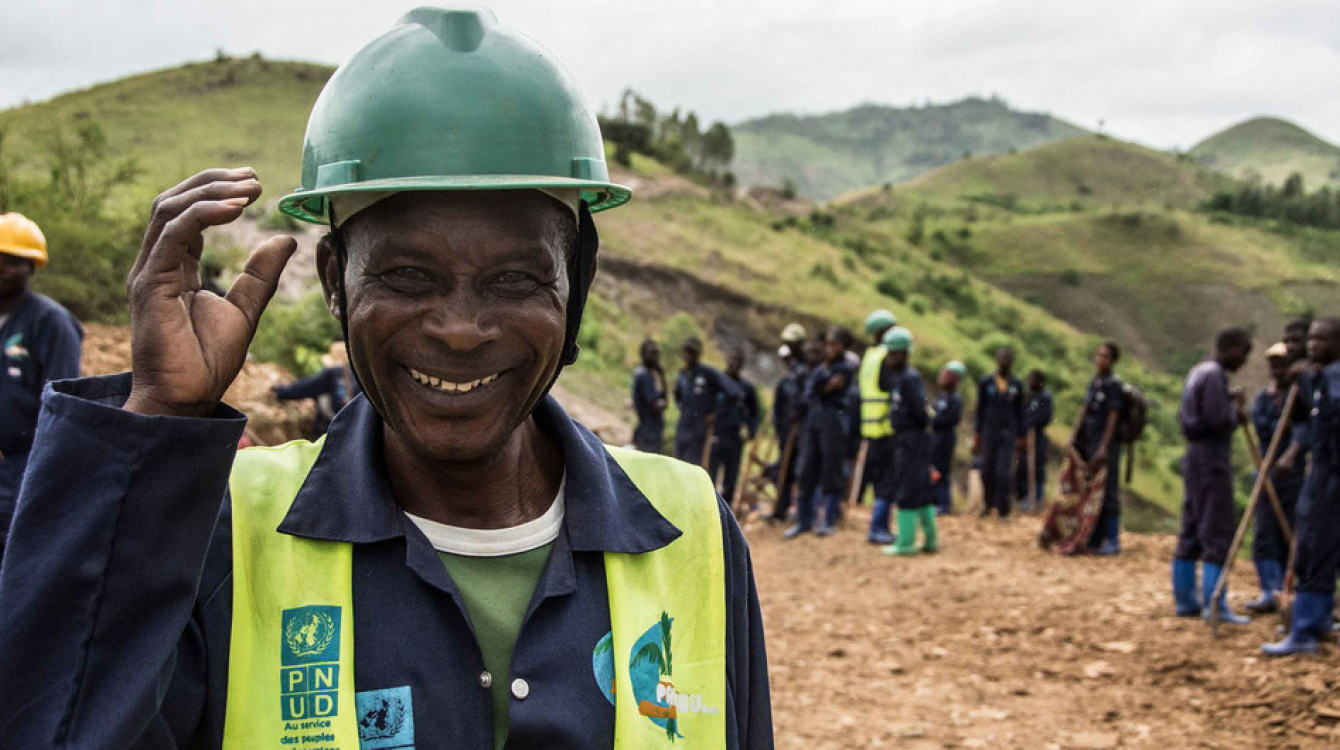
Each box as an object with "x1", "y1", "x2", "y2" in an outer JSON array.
[
  {"x1": 700, "y1": 416, "x2": 716, "y2": 472},
  {"x1": 845, "y1": 438, "x2": 871, "y2": 508},
  {"x1": 1209, "y1": 386, "x2": 1296, "y2": 636},
  {"x1": 773, "y1": 424, "x2": 799, "y2": 518},
  {"x1": 1240, "y1": 408, "x2": 1295, "y2": 548},
  {"x1": 732, "y1": 425, "x2": 770, "y2": 516},
  {"x1": 1026, "y1": 430, "x2": 1037, "y2": 512}
]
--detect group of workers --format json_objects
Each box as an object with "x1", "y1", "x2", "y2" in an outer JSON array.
[
  {"x1": 631, "y1": 310, "x2": 1138, "y2": 557},
  {"x1": 1172, "y1": 318, "x2": 1340, "y2": 657}
]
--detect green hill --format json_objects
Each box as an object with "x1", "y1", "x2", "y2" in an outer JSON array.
[
  {"x1": 1190, "y1": 117, "x2": 1340, "y2": 190},
  {"x1": 732, "y1": 97, "x2": 1089, "y2": 201},
  {"x1": 0, "y1": 56, "x2": 332, "y2": 214}
]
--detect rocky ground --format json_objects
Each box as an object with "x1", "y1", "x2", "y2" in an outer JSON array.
[{"x1": 743, "y1": 505, "x2": 1340, "y2": 749}]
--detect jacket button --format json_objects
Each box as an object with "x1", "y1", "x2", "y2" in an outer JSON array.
[
  {"x1": 479, "y1": 671, "x2": 492, "y2": 689},
  {"x1": 511, "y1": 678, "x2": 530, "y2": 700}
]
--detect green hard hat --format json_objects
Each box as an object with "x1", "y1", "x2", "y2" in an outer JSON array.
[
  {"x1": 944, "y1": 360, "x2": 967, "y2": 377},
  {"x1": 882, "y1": 326, "x2": 914, "y2": 352},
  {"x1": 278, "y1": 7, "x2": 631, "y2": 224},
  {"x1": 864, "y1": 309, "x2": 897, "y2": 335}
]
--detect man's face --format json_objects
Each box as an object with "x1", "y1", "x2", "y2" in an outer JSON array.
[
  {"x1": 1308, "y1": 321, "x2": 1340, "y2": 365},
  {"x1": 1267, "y1": 356, "x2": 1290, "y2": 384},
  {"x1": 1223, "y1": 343, "x2": 1252, "y2": 372},
  {"x1": 0, "y1": 254, "x2": 34, "y2": 303},
  {"x1": 681, "y1": 346, "x2": 700, "y2": 370},
  {"x1": 1094, "y1": 345, "x2": 1114, "y2": 374},
  {"x1": 642, "y1": 343, "x2": 660, "y2": 368},
  {"x1": 823, "y1": 337, "x2": 842, "y2": 363},
  {"x1": 885, "y1": 350, "x2": 908, "y2": 371},
  {"x1": 1027, "y1": 373, "x2": 1043, "y2": 392},
  {"x1": 1283, "y1": 327, "x2": 1307, "y2": 361},
  {"x1": 726, "y1": 351, "x2": 744, "y2": 377},
  {"x1": 938, "y1": 370, "x2": 959, "y2": 391},
  {"x1": 996, "y1": 348, "x2": 1014, "y2": 373},
  {"x1": 321, "y1": 190, "x2": 572, "y2": 463},
  {"x1": 803, "y1": 341, "x2": 823, "y2": 366}
]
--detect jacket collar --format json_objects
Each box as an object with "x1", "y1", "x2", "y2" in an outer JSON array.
[{"x1": 278, "y1": 394, "x2": 681, "y2": 554}]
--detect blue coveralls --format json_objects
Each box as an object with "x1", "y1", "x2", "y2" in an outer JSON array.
[
  {"x1": 1249, "y1": 385, "x2": 1304, "y2": 569},
  {"x1": 272, "y1": 364, "x2": 361, "y2": 437},
  {"x1": 0, "y1": 375, "x2": 772, "y2": 748},
  {"x1": 674, "y1": 364, "x2": 739, "y2": 465},
  {"x1": 0, "y1": 290, "x2": 81, "y2": 563},
  {"x1": 881, "y1": 366, "x2": 931, "y2": 510},
  {"x1": 1293, "y1": 362, "x2": 1340, "y2": 598},
  {"x1": 929, "y1": 391, "x2": 963, "y2": 514},
  {"x1": 630, "y1": 364, "x2": 666, "y2": 453},
  {"x1": 1174, "y1": 360, "x2": 1239, "y2": 565},
  {"x1": 1015, "y1": 389, "x2": 1053, "y2": 508},
  {"x1": 795, "y1": 359, "x2": 855, "y2": 530},
  {"x1": 1076, "y1": 376, "x2": 1124, "y2": 547},
  {"x1": 770, "y1": 363, "x2": 806, "y2": 521},
  {"x1": 975, "y1": 374, "x2": 1025, "y2": 518},
  {"x1": 710, "y1": 374, "x2": 760, "y2": 504}
]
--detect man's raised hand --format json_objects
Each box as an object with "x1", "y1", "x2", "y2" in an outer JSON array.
[{"x1": 124, "y1": 169, "x2": 297, "y2": 417}]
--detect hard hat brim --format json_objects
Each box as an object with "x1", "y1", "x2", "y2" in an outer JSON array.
[
  {"x1": 0, "y1": 243, "x2": 48, "y2": 268},
  {"x1": 278, "y1": 175, "x2": 633, "y2": 225}
]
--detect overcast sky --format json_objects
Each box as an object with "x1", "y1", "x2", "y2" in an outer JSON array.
[{"x1": 3, "y1": 0, "x2": 1337, "y2": 150}]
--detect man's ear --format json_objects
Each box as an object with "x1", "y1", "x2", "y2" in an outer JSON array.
[{"x1": 315, "y1": 234, "x2": 342, "y2": 321}]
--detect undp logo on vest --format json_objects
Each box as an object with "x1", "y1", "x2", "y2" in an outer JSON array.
[{"x1": 280, "y1": 605, "x2": 342, "y2": 721}]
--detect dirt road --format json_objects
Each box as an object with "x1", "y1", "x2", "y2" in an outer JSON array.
[{"x1": 745, "y1": 508, "x2": 1339, "y2": 749}]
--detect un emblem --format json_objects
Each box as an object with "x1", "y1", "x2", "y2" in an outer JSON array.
[{"x1": 281, "y1": 605, "x2": 341, "y2": 665}]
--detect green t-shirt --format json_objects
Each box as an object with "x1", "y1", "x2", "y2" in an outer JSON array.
[{"x1": 438, "y1": 544, "x2": 554, "y2": 750}]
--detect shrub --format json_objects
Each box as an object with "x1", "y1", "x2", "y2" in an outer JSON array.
[
  {"x1": 1061, "y1": 269, "x2": 1082, "y2": 286},
  {"x1": 875, "y1": 274, "x2": 907, "y2": 302},
  {"x1": 250, "y1": 290, "x2": 343, "y2": 376}
]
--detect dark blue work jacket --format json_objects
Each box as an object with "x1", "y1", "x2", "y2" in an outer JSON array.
[
  {"x1": 0, "y1": 290, "x2": 82, "y2": 456},
  {"x1": 1251, "y1": 384, "x2": 1306, "y2": 492},
  {"x1": 975, "y1": 373, "x2": 1025, "y2": 441},
  {"x1": 929, "y1": 391, "x2": 963, "y2": 472},
  {"x1": 674, "y1": 364, "x2": 739, "y2": 441},
  {"x1": 1077, "y1": 376, "x2": 1122, "y2": 455},
  {"x1": 714, "y1": 375, "x2": 760, "y2": 445},
  {"x1": 0, "y1": 374, "x2": 771, "y2": 748}
]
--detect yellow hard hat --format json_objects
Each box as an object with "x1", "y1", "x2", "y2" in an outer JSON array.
[{"x1": 0, "y1": 213, "x2": 48, "y2": 268}]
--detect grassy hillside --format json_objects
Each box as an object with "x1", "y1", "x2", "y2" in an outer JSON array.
[
  {"x1": 732, "y1": 97, "x2": 1088, "y2": 201},
  {"x1": 1191, "y1": 117, "x2": 1340, "y2": 190},
  {"x1": 0, "y1": 56, "x2": 331, "y2": 214},
  {"x1": 835, "y1": 135, "x2": 1339, "y2": 383}
]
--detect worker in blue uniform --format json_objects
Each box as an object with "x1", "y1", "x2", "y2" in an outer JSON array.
[
  {"x1": 974, "y1": 346, "x2": 1025, "y2": 519},
  {"x1": 0, "y1": 10, "x2": 771, "y2": 747},
  {"x1": 785, "y1": 327, "x2": 855, "y2": 539},
  {"x1": 930, "y1": 361, "x2": 966, "y2": 515},
  {"x1": 857, "y1": 309, "x2": 897, "y2": 542},
  {"x1": 1265, "y1": 317, "x2": 1340, "y2": 655},
  {"x1": 1070, "y1": 340, "x2": 1126, "y2": 554},
  {"x1": 710, "y1": 349, "x2": 760, "y2": 505},
  {"x1": 1015, "y1": 369, "x2": 1053, "y2": 513},
  {"x1": 1245, "y1": 342, "x2": 1305, "y2": 614},
  {"x1": 772, "y1": 335, "x2": 820, "y2": 522},
  {"x1": 1171, "y1": 327, "x2": 1252, "y2": 624},
  {"x1": 877, "y1": 327, "x2": 937, "y2": 555},
  {"x1": 0, "y1": 211, "x2": 82, "y2": 564},
  {"x1": 631, "y1": 338, "x2": 667, "y2": 453},
  {"x1": 271, "y1": 339, "x2": 361, "y2": 437},
  {"x1": 674, "y1": 336, "x2": 740, "y2": 466}
]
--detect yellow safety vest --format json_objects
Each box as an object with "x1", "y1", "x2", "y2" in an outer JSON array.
[
  {"x1": 858, "y1": 345, "x2": 894, "y2": 439},
  {"x1": 223, "y1": 439, "x2": 727, "y2": 749}
]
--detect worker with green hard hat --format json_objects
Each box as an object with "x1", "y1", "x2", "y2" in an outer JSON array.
[
  {"x1": 876, "y1": 327, "x2": 939, "y2": 555},
  {"x1": 856, "y1": 309, "x2": 898, "y2": 543},
  {"x1": 0, "y1": 8, "x2": 771, "y2": 749},
  {"x1": 930, "y1": 361, "x2": 968, "y2": 514}
]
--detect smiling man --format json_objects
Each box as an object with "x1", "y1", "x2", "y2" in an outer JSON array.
[{"x1": 0, "y1": 8, "x2": 770, "y2": 748}]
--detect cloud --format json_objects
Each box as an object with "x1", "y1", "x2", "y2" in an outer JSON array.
[{"x1": 2, "y1": 0, "x2": 1337, "y2": 149}]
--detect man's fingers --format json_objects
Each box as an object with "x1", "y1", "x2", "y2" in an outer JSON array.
[
  {"x1": 144, "y1": 199, "x2": 255, "y2": 278},
  {"x1": 225, "y1": 236, "x2": 299, "y2": 331},
  {"x1": 133, "y1": 170, "x2": 259, "y2": 278}
]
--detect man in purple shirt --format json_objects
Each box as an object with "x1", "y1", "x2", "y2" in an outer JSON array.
[{"x1": 1171, "y1": 327, "x2": 1252, "y2": 623}]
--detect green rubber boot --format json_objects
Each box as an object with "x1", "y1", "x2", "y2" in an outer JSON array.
[
  {"x1": 920, "y1": 506, "x2": 939, "y2": 553},
  {"x1": 882, "y1": 509, "x2": 920, "y2": 556}
]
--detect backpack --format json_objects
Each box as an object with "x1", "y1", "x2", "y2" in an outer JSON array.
[{"x1": 1116, "y1": 381, "x2": 1148, "y2": 444}]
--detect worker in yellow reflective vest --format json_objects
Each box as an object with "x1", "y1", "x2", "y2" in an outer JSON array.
[
  {"x1": 0, "y1": 9, "x2": 771, "y2": 748},
  {"x1": 859, "y1": 309, "x2": 898, "y2": 543}
]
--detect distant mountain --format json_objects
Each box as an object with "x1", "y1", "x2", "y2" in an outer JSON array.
[
  {"x1": 1190, "y1": 117, "x2": 1340, "y2": 190},
  {"x1": 731, "y1": 97, "x2": 1089, "y2": 201}
]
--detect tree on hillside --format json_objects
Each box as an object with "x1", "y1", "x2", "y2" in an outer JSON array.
[{"x1": 600, "y1": 88, "x2": 736, "y2": 187}]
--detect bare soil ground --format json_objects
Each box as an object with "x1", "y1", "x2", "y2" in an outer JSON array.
[{"x1": 743, "y1": 506, "x2": 1340, "y2": 749}]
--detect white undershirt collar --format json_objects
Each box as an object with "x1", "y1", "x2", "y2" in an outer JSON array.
[{"x1": 403, "y1": 476, "x2": 565, "y2": 558}]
